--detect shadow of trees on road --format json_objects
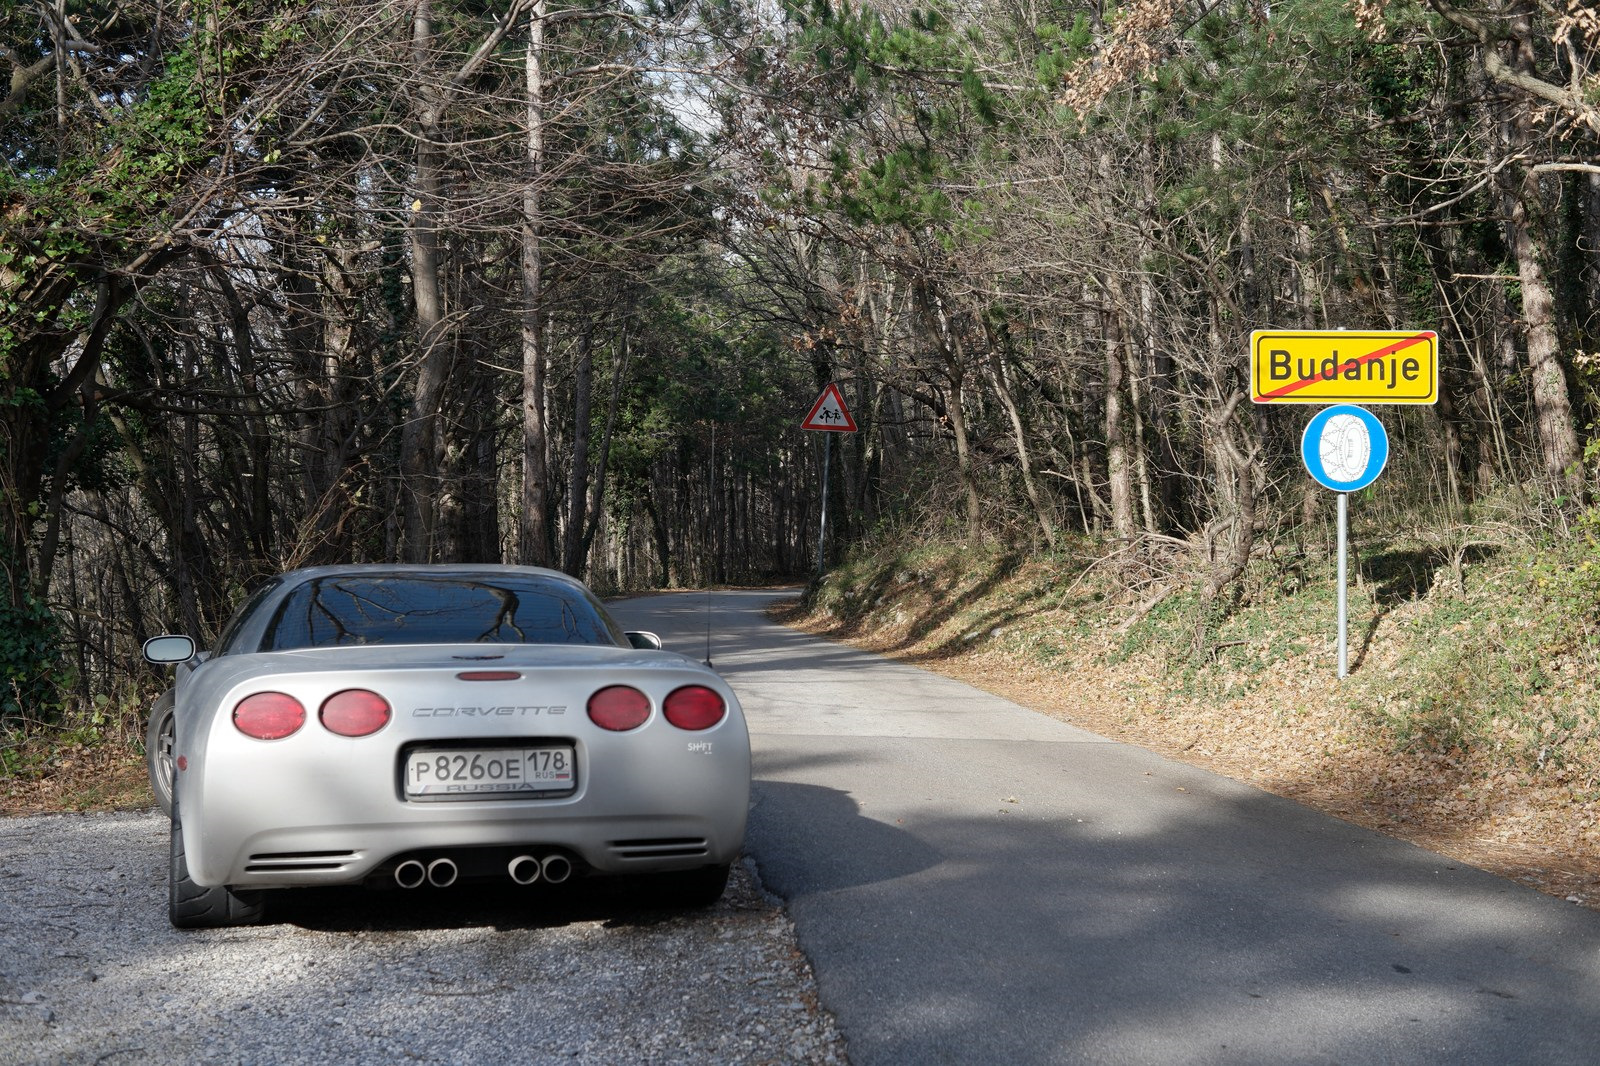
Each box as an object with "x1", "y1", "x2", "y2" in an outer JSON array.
[{"x1": 747, "y1": 762, "x2": 1600, "y2": 1066}]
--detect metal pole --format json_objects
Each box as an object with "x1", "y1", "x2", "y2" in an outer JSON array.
[
  {"x1": 819, "y1": 432, "x2": 832, "y2": 582},
  {"x1": 1337, "y1": 491, "x2": 1348, "y2": 678}
]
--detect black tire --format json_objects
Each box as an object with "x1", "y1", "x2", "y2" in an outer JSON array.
[
  {"x1": 145, "y1": 691, "x2": 176, "y2": 817},
  {"x1": 169, "y1": 803, "x2": 265, "y2": 929},
  {"x1": 655, "y1": 863, "x2": 731, "y2": 909}
]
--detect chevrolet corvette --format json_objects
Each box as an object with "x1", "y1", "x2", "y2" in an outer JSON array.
[{"x1": 142, "y1": 565, "x2": 750, "y2": 928}]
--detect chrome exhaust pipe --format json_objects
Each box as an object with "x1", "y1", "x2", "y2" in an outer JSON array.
[
  {"x1": 394, "y1": 859, "x2": 427, "y2": 889},
  {"x1": 507, "y1": 854, "x2": 542, "y2": 885},
  {"x1": 539, "y1": 854, "x2": 573, "y2": 884},
  {"x1": 427, "y1": 857, "x2": 458, "y2": 888}
]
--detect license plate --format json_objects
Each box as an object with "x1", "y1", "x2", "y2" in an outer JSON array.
[{"x1": 404, "y1": 745, "x2": 576, "y2": 800}]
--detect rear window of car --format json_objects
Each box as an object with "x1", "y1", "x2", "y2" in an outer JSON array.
[
  {"x1": 259, "y1": 574, "x2": 627, "y2": 651},
  {"x1": 214, "y1": 578, "x2": 284, "y2": 656}
]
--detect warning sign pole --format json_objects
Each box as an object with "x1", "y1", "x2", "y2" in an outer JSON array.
[
  {"x1": 817, "y1": 434, "x2": 832, "y2": 580},
  {"x1": 802, "y1": 384, "x2": 857, "y2": 580}
]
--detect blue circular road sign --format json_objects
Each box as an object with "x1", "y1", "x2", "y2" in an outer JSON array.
[{"x1": 1301, "y1": 404, "x2": 1388, "y2": 492}]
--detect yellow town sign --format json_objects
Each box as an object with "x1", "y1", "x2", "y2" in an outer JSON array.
[{"x1": 1250, "y1": 330, "x2": 1438, "y2": 405}]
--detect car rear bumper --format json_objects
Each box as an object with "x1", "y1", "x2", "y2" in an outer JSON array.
[
  {"x1": 175, "y1": 664, "x2": 751, "y2": 888},
  {"x1": 203, "y1": 809, "x2": 745, "y2": 888},
  {"x1": 178, "y1": 736, "x2": 750, "y2": 887}
]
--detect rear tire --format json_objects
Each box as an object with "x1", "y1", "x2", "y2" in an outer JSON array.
[
  {"x1": 169, "y1": 803, "x2": 265, "y2": 929},
  {"x1": 145, "y1": 691, "x2": 176, "y2": 817},
  {"x1": 655, "y1": 863, "x2": 731, "y2": 909}
]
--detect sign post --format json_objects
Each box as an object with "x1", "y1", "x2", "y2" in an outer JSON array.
[
  {"x1": 802, "y1": 384, "x2": 858, "y2": 579},
  {"x1": 1254, "y1": 331, "x2": 1436, "y2": 679},
  {"x1": 1338, "y1": 492, "x2": 1348, "y2": 677},
  {"x1": 1300, "y1": 404, "x2": 1389, "y2": 677}
]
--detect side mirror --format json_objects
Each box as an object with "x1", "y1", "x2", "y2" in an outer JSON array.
[
  {"x1": 625, "y1": 631, "x2": 663, "y2": 651},
  {"x1": 143, "y1": 635, "x2": 196, "y2": 664}
]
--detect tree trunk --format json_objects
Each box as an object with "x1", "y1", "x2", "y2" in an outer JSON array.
[
  {"x1": 1193, "y1": 391, "x2": 1259, "y2": 659},
  {"x1": 1137, "y1": 137, "x2": 1179, "y2": 531},
  {"x1": 944, "y1": 376, "x2": 983, "y2": 543},
  {"x1": 563, "y1": 328, "x2": 596, "y2": 576},
  {"x1": 645, "y1": 488, "x2": 672, "y2": 586},
  {"x1": 578, "y1": 329, "x2": 630, "y2": 574},
  {"x1": 401, "y1": 1, "x2": 450, "y2": 563},
  {"x1": 988, "y1": 346, "x2": 1056, "y2": 549},
  {"x1": 520, "y1": 0, "x2": 554, "y2": 567},
  {"x1": 1498, "y1": 2, "x2": 1582, "y2": 494},
  {"x1": 925, "y1": 291, "x2": 982, "y2": 543},
  {"x1": 1509, "y1": 186, "x2": 1581, "y2": 491},
  {"x1": 1104, "y1": 301, "x2": 1136, "y2": 540}
]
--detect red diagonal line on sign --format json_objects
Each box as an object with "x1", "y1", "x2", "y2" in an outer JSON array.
[{"x1": 1258, "y1": 332, "x2": 1433, "y2": 400}]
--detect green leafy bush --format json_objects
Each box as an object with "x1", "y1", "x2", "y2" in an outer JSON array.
[{"x1": 0, "y1": 584, "x2": 66, "y2": 729}]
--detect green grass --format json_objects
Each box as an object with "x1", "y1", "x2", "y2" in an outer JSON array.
[{"x1": 1339, "y1": 544, "x2": 1600, "y2": 769}]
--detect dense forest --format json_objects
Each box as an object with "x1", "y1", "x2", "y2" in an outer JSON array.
[{"x1": 1, "y1": 0, "x2": 1596, "y2": 733}]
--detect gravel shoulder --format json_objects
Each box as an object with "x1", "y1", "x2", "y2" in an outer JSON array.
[{"x1": 0, "y1": 810, "x2": 845, "y2": 1066}]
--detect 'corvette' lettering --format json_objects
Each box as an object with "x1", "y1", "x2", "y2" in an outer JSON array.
[{"x1": 411, "y1": 705, "x2": 568, "y2": 717}]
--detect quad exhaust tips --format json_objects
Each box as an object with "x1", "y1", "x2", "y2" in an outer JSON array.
[
  {"x1": 507, "y1": 853, "x2": 573, "y2": 885},
  {"x1": 426, "y1": 858, "x2": 458, "y2": 887},
  {"x1": 395, "y1": 853, "x2": 569, "y2": 888},
  {"x1": 393, "y1": 857, "x2": 459, "y2": 888},
  {"x1": 394, "y1": 859, "x2": 427, "y2": 889},
  {"x1": 508, "y1": 855, "x2": 541, "y2": 885}
]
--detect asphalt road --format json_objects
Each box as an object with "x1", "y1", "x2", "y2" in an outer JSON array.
[{"x1": 612, "y1": 589, "x2": 1600, "y2": 1066}]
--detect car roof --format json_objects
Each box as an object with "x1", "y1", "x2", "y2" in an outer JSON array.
[{"x1": 274, "y1": 563, "x2": 587, "y2": 588}]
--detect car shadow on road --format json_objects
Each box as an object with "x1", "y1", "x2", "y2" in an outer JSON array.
[
  {"x1": 273, "y1": 870, "x2": 757, "y2": 934},
  {"x1": 747, "y1": 778, "x2": 941, "y2": 894}
]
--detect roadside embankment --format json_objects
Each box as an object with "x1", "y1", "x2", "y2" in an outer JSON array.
[{"x1": 783, "y1": 528, "x2": 1600, "y2": 909}]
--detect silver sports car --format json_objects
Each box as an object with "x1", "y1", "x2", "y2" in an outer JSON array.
[{"x1": 143, "y1": 564, "x2": 750, "y2": 928}]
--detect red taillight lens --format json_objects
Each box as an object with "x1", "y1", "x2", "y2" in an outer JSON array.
[
  {"x1": 663, "y1": 685, "x2": 726, "y2": 731},
  {"x1": 587, "y1": 685, "x2": 651, "y2": 731},
  {"x1": 320, "y1": 689, "x2": 392, "y2": 737},
  {"x1": 233, "y1": 692, "x2": 306, "y2": 740}
]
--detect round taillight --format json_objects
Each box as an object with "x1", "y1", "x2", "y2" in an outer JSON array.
[
  {"x1": 587, "y1": 686, "x2": 650, "y2": 731},
  {"x1": 320, "y1": 689, "x2": 392, "y2": 737},
  {"x1": 233, "y1": 692, "x2": 306, "y2": 740},
  {"x1": 663, "y1": 685, "x2": 726, "y2": 731}
]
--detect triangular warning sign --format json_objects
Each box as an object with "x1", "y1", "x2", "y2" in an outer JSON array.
[{"x1": 801, "y1": 383, "x2": 858, "y2": 432}]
